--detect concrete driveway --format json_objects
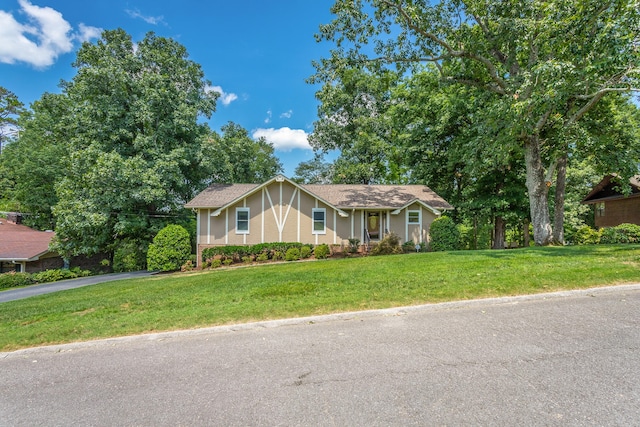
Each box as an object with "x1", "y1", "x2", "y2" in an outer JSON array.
[
  {"x1": 1, "y1": 284, "x2": 639, "y2": 426},
  {"x1": 0, "y1": 271, "x2": 154, "y2": 303}
]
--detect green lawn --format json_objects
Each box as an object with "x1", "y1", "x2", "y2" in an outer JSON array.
[{"x1": 1, "y1": 245, "x2": 639, "y2": 351}]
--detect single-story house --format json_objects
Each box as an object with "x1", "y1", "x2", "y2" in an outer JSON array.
[
  {"x1": 582, "y1": 174, "x2": 640, "y2": 228},
  {"x1": 0, "y1": 215, "x2": 61, "y2": 273},
  {"x1": 185, "y1": 175, "x2": 453, "y2": 265}
]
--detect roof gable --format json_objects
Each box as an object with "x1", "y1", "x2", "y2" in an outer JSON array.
[
  {"x1": 0, "y1": 221, "x2": 56, "y2": 261},
  {"x1": 185, "y1": 176, "x2": 453, "y2": 213},
  {"x1": 583, "y1": 174, "x2": 640, "y2": 204}
]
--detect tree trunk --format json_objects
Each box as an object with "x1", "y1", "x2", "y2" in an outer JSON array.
[
  {"x1": 524, "y1": 136, "x2": 553, "y2": 245},
  {"x1": 523, "y1": 218, "x2": 530, "y2": 247},
  {"x1": 492, "y1": 216, "x2": 506, "y2": 249},
  {"x1": 552, "y1": 153, "x2": 567, "y2": 245}
]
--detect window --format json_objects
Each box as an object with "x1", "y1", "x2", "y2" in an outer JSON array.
[
  {"x1": 312, "y1": 208, "x2": 326, "y2": 234},
  {"x1": 595, "y1": 202, "x2": 605, "y2": 217},
  {"x1": 236, "y1": 208, "x2": 250, "y2": 234},
  {"x1": 408, "y1": 210, "x2": 421, "y2": 224}
]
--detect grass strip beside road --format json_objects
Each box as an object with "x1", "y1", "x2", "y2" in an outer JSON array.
[{"x1": 1, "y1": 245, "x2": 639, "y2": 351}]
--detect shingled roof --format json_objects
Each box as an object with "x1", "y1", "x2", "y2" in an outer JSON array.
[
  {"x1": 0, "y1": 220, "x2": 56, "y2": 261},
  {"x1": 582, "y1": 174, "x2": 640, "y2": 203},
  {"x1": 185, "y1": 176, "x2": 453, "y2": 212}
]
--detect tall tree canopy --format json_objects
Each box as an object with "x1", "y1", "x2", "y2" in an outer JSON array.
[
  {"x1": 202, "y1": 122, "x2": 283, "y2": 184},
  {"x1": 313, "y1": 0, "x2": 640, "y2": 245},
  {"x1": 0, "y1": 87, "x2": 24, "y2": 154},
  {"x1": 1, "y1": 30, "x2": 284, "y2": 260}
]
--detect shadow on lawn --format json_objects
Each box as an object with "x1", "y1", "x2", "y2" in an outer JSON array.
[{"x1": 442, "y1": 244, "x2": 640, "y2": 259}]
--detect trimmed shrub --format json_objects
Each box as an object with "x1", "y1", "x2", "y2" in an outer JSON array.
[
  {"x1": 600, "y1": 223, "x2": 640, "y2": 244},
  {"x1": 300, "y1": 245, "x2": 312, "y2": 259},
  {"x1": 430, "y1": 216, "x2": 461, "y2": 251},
  {"x1": 147, "y1": 224, "x2": 192, "y2": 272},
  {"x1": 314, "y1": 244, "x2": 330, "y2": 259},
  {"x1": 573, "y1": 225, "x2": 601, "y2": 245},
  {"x1": 0, "y1": 272, "x2": 34, "y2": 289},
  {"x1": 285, "y1": 248, "x2": 301, "y2": 261},
  {"x1": 371, "y1": 232, "x2": 403, "y2": 256}
]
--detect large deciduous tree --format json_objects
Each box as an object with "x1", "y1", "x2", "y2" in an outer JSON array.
[
  {"x1": 49, "y1": 29, "x2": 218, "y2": 258},
  {"x1": 314, "y1": 0, "x2": 640, "y2": 245},
  {"x1": 202, "y1": 122, "x2": 283, "y2": 184},
  {"x1": 310, "y1": 67, "x2": 406, "y2": 184}
]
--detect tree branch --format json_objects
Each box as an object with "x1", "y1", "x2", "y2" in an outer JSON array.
[{"x1": 379, "y1": 0, "x2": 508, "y2": 93}]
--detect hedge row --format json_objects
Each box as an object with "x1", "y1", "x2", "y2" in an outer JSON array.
[
  {"x1": 201, "y1": 242, "x2": 331, "y2": 268},
  {"x1": 202, "y1": 242, "x2": 313, "y2": 262},
  {"x1": 572, "y1": 223, "x2": 640, "y2": 245},
  {"x1": 0, "y1": 267, "x2": 92, "y2": 290}
]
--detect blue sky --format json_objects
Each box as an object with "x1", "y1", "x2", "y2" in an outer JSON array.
[{"x1": 0, "y1": 0, "x2": 336, "y2": 176}]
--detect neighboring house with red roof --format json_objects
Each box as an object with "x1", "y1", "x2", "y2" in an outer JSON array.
[
  {"x1": 0, "y1": 215, "x2": 63, "y2": 273},
  {"x1": 185, "y1": 175, "x2": 453, "y2": 266},
  {"x1": 582, "y1": 175, "x2": 640, "y2": 228}
]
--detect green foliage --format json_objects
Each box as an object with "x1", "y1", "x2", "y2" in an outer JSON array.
[
  {"x1": 314, "y1": 244, "x2": 330, "y2": 259},
  {"x1": 203, "y1": 122, "x2": 283, "y2": 184},
  {"x1": 113, "y1": 240, "x2": 148, "y2": 272},
  {"x1": 430, "y1": 217, "x2": 461, "y2": 252},
  {"x1": 0, "y1": 272, "x2": 34, "y2": 289},
  {"x1": 313, "y1": 0, "x2": 640, "y2": 246},
  {"x1": 31, "y1": 269, "x2": 77, "y2": 283},
  {"x1": 6, "y1": 29, "x2": 218, "y2": 256},
  {"x1": 572, "y1": 226, "x2": 601, "y2": 245},
  {"x1": 370, "y1": 232, "x2": 403, "y2": 256},
  {"x1": 201, "y1": 243, "x2": 309, "y2": 265},
  {"x1": 600, "y1": 224, "x2": 640, "y2": 244},
  {"x1": 147, "y1": 225, "x2": 192, "y2": 272},
  {"x1": 300, "y1": 246, "x2": 312, "y2": 259},
  {"x1": 348, "y1": 238, "x2": 361, "y2": 253},
  {"x1": 0, "y1": 267, "x2": 92, "y2": 290},
  {"x1": 285, "y1": 248, "x2": 301, "y2": 261}
]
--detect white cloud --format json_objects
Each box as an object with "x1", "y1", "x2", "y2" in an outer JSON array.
[
  {"x1": 252, "y1": 127, "x2": 311, "y2": 151},
  {"x1": 0, "y1": 0, "x2": 100, "y2": 68},
  {"x1": 125, "y1": 8, "x2": 165, "y2": 26},
  {"x1": 76, "y1": 23, "x2": 102, "y2": 43},
  {"x1": 280, "y1": 109, "x2": 293, "y2": 119},
  {"x1": 264, "y1": 109, "x2": 272, "y2": 124},
  {"x1": 207, "y1": 85, "x2": 238, "y2": 106}
]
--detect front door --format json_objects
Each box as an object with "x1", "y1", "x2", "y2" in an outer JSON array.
[{"x1": 367, "y1": 212, "x2": 380, "y2": 240}]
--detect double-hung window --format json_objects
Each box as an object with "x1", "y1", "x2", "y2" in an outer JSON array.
[
  {"x1": 312, "y1": 208, "x2": 326, "y2": 234},
  {"x1": 236, "y1": 208, "x2": 250, "y2": 234},
  {"x1": 408, "y1": 210, "x2": 421, "y2": 224}
]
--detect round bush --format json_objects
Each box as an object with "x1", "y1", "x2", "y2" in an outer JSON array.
[
  {"x1": 314, "y1": 244, "x2": 330, "y2": 259},
  {"x1": 285, "y1": 248, "x2": 301, "y2": 261},
  {"x1": 572, "y1": 225, "x2": 601, "y2": 245},
  {"x1": 147, "y1": 224, "x2": 192, "y2": 272},
  {"x1": 429, "y1": 216, "x2": 461, "y2": 251},
  {"x1": 300, "y1": 245, "x2": 312, "y2": 259}
]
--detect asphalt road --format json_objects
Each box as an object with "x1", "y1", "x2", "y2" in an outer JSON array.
[
  {"x1": 0, "y1": 271, "x2": 154, "y2": 303},
  {"x1": 1, "y1": 284, "x2": 639, "y2": 426}
]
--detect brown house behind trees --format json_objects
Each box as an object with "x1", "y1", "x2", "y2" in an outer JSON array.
[{"x1": 582, "y1": 175, "x2": 640, "y2": 228}]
